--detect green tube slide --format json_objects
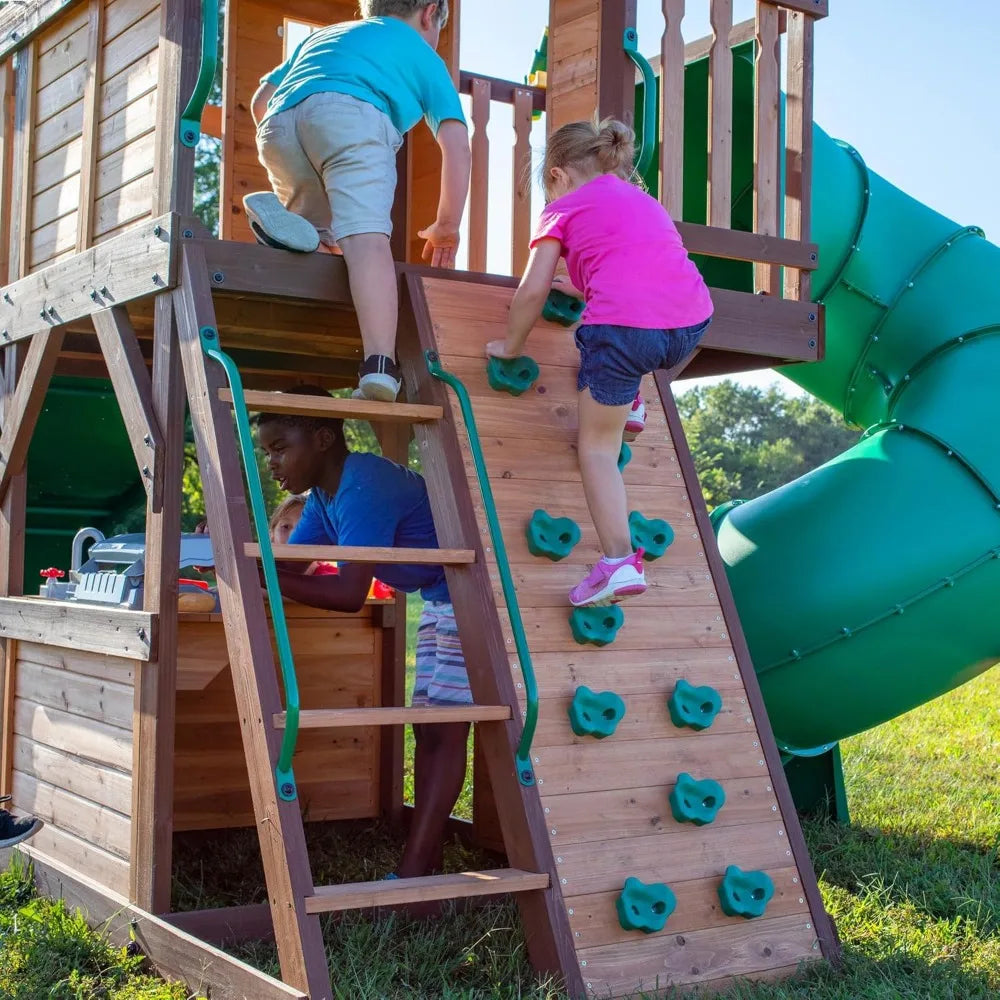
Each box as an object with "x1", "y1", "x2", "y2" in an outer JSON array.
[{"x1": 643, "y1": 44, "x2": 1000, "y2": 754}]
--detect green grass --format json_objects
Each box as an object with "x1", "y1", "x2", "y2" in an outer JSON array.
[{"x1": 4, "y1": 648, "x2": 999, "y2": 998}]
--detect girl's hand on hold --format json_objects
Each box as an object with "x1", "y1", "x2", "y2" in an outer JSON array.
[
  {"x1": 552, "y1": 275, "x2": 585, "y2": 300},
  {"x1": 486, "y1": 339, "x2": 518, "y2": 359}
]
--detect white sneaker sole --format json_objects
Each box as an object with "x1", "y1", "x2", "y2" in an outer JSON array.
[
  {"x1": 243, "y1": 192, "x2": 320, "y2": 253},
  {"x1": 569, "y1": 574, "x2": 647, "y2": 607},
  {"x1": 356, "y1": 373, "x2": 401, "y2": 402}
]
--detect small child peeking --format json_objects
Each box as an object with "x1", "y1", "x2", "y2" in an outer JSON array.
[{"x1": 486, "y1": 117, "x2": 713, "y2": 608}]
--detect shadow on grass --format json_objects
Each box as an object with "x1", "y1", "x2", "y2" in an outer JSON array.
[{"x1": 803, "y1": 815, "x2": 1000, "y2": 937}]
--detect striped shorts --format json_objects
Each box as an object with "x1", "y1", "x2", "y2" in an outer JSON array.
[{"x1": 413, "y1": 601, "x2": 472, "y2": 706}]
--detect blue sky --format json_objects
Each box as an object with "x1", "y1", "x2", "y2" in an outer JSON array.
[{"x1": 457, "y1": 1, "x2": 1000, "y2": 392}]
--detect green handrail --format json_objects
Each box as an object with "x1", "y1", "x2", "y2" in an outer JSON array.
[
  {"x1": 425, "y1": 350, "x2": 538, "y2": 787},
  {"x1": 179, "y1": 0, "x2": 219, "y2": 148},
  {"x1": 199, "y1": 326, "x2": 301, "y2": 802},
  {"x1": 623, "y1": 27, "x2": 656, "y2": 178}
]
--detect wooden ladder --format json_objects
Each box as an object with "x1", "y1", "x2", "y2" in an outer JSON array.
[{"x1": 170, "y1": 244, "x2": 575, "y2": 999}]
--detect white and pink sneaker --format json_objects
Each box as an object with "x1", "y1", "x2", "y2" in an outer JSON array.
[
  {"x1": 569, "y1": 549, "x2": 647, "y2": 607},
  {"x1": 623, "y1": 392, "x2": 646, "y2": 442}
]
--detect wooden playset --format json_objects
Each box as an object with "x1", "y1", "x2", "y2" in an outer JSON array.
[{"x1": 0, "y1": 0, "x2": 838, "y2": 996}]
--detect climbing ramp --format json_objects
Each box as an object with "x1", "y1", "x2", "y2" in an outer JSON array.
[{"x1": 400, "y1": 272, "x2": 837, "y2": 996}]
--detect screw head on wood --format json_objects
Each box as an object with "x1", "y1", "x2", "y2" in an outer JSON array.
[
  {"x1": 2, "y1": 292, "x2": 10, "y2": 303},
  {"x1": 101, "y1": 287, "x2": 109, "y2": 296},
  {"x1": 90, "y1": 289, "x2": 99, "y2": 301},
  {"x1": 152, "y1": 273, "x2": 161, "y2": 284},
  {"x1": 143, "y1": 434, "x2": 152, "y2": 445},
  {"x1": 212, "y1": 271, "x2": 225, "y2": 283},
  {"x1": 39, "y1": 308, "x2": 48, "y2": 320},
  {"x1": 182, "y1": 229, "x2": 194, "y2": 238},
  {"x1": 153, "y1": 225, "x2": 162, "y2": 237},
  {"x1": 142, "y1": 466, "x2": 151, "y2": 477}
]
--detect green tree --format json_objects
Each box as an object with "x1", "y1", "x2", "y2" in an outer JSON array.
[{"x1": 675, "y1": 380, "x2": 860, "y2": 508}]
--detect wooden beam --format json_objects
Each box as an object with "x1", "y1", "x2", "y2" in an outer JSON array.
[
  {"x1": 91, "y1": 307, "x2": 163, "y2": 508},
  {"x1": 676, "y1": 222, "x2": 817, "y2": 269},
  {"x1": 0, "y1": 345, "x2": 26, "y2": 597},
  {"x1": 173, "y1": 243, "x2": 332, "y2": 1000},
  {"x1": 222, "y1": 388, "x2": 441, "y2": 423},
  {"x1": 459, "y1": 72, "x2": 546, "y2": 111},
  {"x1": 19, "y1": 846, "x2": 308, "y2": 1000},
  {"x1": 754, "y1": 2, "x2": 782, "y2": 294},
  {"x1": 0, "y1": 326, "x2": 66, "y2": 504},
  {"x1": 161, "y1": 902, "x2": 276, "y2": 948},
  {"x1": 702, "y1": 288, "x2": 820, "y2": 362},
  {"x1": 0, "y1": 59, "x2": 14, "y2": 285},
  {"x1": 511, "y1": 87, "x2": 533, "y2": 277},
  {"x1": 761, "y1": 0, "x2": 828, "y2": 18},
  {"x1": 0, "y1": 597, "x2": 155, "y2": 660},
  {"x1": 248, "y1": 543, "x2": 475, "y2": 565},
  {"x1": 282, "y1": 706, "x2": 512, "y2": 729},
  {"x1": 467, "y1": 77, "x2": 491, "y2": 274},
  {"x1": 306, "y1": 869, "x2": 549, "y2": 915},
  {"x1": 14, "y1": 40, "x2": 35, "y2": 278},
  {"x1": 0, "y1": 215, "x2": 177, "y2": 345},
  {"x1": 76, "y1": 0, "x2": 103, "y2": 251},
  {"x1": 707, "y1": 0, "x2": 734, "y2": 228},
  {"x1": 130, "y1": 295, "x2": 184, "y2": 912},
  {"x1": 660, "y1": 0, "x2": 686, "y2": 218},
  {"x1": 0, "y1": 0, "x2": 86, "y2": 61},
  {"x1": 598, "y1": 0, "x2": 638, "y2": 124}
]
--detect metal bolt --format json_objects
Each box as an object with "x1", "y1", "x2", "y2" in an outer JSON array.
[
  {"x1": 280, "y1": 782, "x2": 295, "y2": 798},
  {"x1": 808, "y1": 312, "x2": 816, "y2": 322},
  {"x1": 182, "y1": 228, "x2": 194, "y2": 239},
  {"x1": 101, "y1": 287, "x2": 109, "y2": 296},
  {"x1": 138, "y1": 628, "x2": 147, "y2": 641},
  {"x1": 142, "y1": 466, "x2": 151, "y2": 477},
  {"x1": 808, "y1": 338, "x2": 816, "y2": 349},
  {"x1": 40, "y1": 308, "x2": 47, "y2": 319},
  {"x1": 153, "y1": 225, "x2": 162, "y2": 237},
  {"x1": 212, "y1": 271, "x2": 225, "y2": 283},
  {"x1": 90, "y1": 289, "x2": 99, "y2": 301},
  {"x1": 1, "y1": 331, "x2": 7, "y2": 340},
  {"x1": 809, "y1": 252, "x2": 817, "y2": 261},
  {"x1": 152, "y1": 273, "x2": 161, "y2": 284},
  {"x1": 143, "y1": 434, "x2": 152, "y2": 445},
  {"x1": 2, "y1": 292, "x2": 10, "y2": 303}
]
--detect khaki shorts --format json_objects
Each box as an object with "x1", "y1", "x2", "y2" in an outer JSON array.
[{"x1": 255, "y1": 92, "x2": 403, "y2": 245}]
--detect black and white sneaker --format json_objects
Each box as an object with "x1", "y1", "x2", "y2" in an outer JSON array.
[
  {"x1": 0, "y1": 809, "x2": 43, "y2": 849},
  {"x1": 353, "y1": 355, "x2": 402, "y2": 402},
  {"x1": 242, "y1": 192, "x2": 320, "y2": 253}
]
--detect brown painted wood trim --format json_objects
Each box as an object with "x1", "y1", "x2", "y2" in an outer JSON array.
[
  {"x1": 0, "y1": 0, "x2": 86, "y2": 61},
  {"x1": 0, "y1": 345, "x2": 26, "y2": 597},
  {"x1": 399, "y1": 272, "x2": 583, "y2": 997},
  {"x1": 161, "y1": 902, "x2": 277, "y2": 948},
  {"x1": 654, "y1": 373, "x2": 841, "y2": 964},
  {"x1": 760, "y1": 0, "x2": 828, "y2": 18},
  {"x1": 20, "y1": 845, "x2": 309, "y2": 1000},
  {"x1": 459, "y1": 71, "x2": 546, "y2": 111},
  {"x1": 76, "y1": 0, "x2": 103, "y2": 251},
  {"x1": 676, "y1": 222, "x2": 818, "y2": 270},
  {"x1": 598, "y1": 0, "x2": 638, "y2": 124},
  {"x1": 173, "y1": 243, "x2": 332, "y2": 1000},
  {"x1": 91, "y1": 306, "x2": 163, "y2": 507},
  {"x1": 130, "y1": 294, "x2": 184, "y2": 911},
  {"x1": 15, "y1": 40, "x2": 35, "y2": 278}
]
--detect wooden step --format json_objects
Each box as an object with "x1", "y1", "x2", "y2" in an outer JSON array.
[
  {"x1": 275, "y1": 705, "x2": 512, "y2": 729},
  {"x1": 220, "y1": 389, "x2": 442, "y2": 424},
  {"x1": 247, "y1": 543, "x2": 475, "y2": 565},
  {"x1": 305, "y1": 869, "x2": 549, "y2": 914}
]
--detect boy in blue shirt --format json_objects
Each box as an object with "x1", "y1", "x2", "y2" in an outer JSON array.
[
  {"x1": 247, "y1": 1, "x2": 471, "y2": 403},
  {"x1": 255, "y1": 386, "x2": 472, "y2": 878}
]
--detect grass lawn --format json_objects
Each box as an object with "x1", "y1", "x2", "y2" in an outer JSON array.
[{"x1": 3, "y1": 610, "x2": 998, "y2": 997}]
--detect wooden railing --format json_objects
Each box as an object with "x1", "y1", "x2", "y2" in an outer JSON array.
[
  {"x1": 657, "y1": 0, "x2": 826, "y2": 300},
  {"x1": 459, "y1": 72, "x2": 545, "y2": 277}
]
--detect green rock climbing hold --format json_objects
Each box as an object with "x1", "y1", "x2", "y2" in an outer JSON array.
[
  {"x1": 717, "y1": 865, "x2": 774, "y2": 919},
  {"x1": 616, "y1": 877, "x2": 677, "y2": 933},
  {"x1": 486, "y1": 355, "x2": 539, "y2": 396},
  {"x1": 618, "y1": 442, "x2": 632, "y2": 472},
  {"x1": 669, "y1": 772, "x2": 726, "y2": 826},
  {"x1": 567, "y1": 686, "x2": 626, "y2": 738},
  {"x1": 569, "y1": 605, "x2": 625, "y2": 647},
  {"x1": 526, "y1": 509, "x2": 581, "y2": 561},
  {"x1": 629, "y1": 510, "x2": 674, "y2": 560},
  {"x1": 542, "y1": 288, "x2": 584, "y2": 327},
  {"x1": 668, "y1": 679, "x2": 723, "y2": 731}
]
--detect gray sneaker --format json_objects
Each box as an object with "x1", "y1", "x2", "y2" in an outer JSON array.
[
  {"x1": 0, "y1": 809, "x2": 43, "y2": 849},
  {"x1": 354, "y1": 355, "x2": 402, "y2": 402},
  {"x1": 242, "y1": 192, "x2": 320, "y2": 253}
]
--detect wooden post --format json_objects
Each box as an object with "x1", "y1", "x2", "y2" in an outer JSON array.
[
  {"x1": 707, "y1": 0, "x2": 734, "y2": 228},
  {"x1": 130, "y1": 294, "x2": 183, "y2": 912},
  {"x1": 754, "y1": 1, "x2": 781, "y2": 293},
  {"x1": 511, "y1": 87, "x2": 533, "y2": 277},
  {"x1": 172, "y1": 244, "x2": 331, "y2": 1000},
  {"x1": 13, "y1": 40, "x2": 36, "y2": 280},
  {"x1": 468, "y1": 77, "x2": 491, "y2": 273},
  {"x1": 76, "y1": 0, "x2": 103, "y2": 251},
  {"x1": 598, "y1": 0, "x2": 638, "y2": 124},
  {"x1": 0, "y1": 59, "x2": 14, "y2": 284},
  {"x1": 660, "y1": 0, "x2": 686, "y2": 219},
  {"x1": 784, "y1": 9, "x2": 815, "y2": 301}
]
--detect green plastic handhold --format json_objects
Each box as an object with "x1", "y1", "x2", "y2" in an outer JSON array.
[
  {"x1": 616, "y1": 877, "x2": 677, "y2": 934},
  {"x1": 542, "y1": 289, "x2": 584, "y2": 327},
  {"x1": 569, "y1": 605, "x2": 625, "y2": 647},
  {"x1": 567, "y1": 686, "x2": 626, "y2": 738},
  {"x1": 526, "y1": 509, "x2": 580, "y2": 561},
  {"x1": 669, "y1": 772, "x2": 726, "y2": 826},
  {"x1": 618, "y1": 442, "x2": 632, "y2": 472},
  {"x1": 487, "y1": 355, "x2": 539, "y2": 396},
  {"x1": 629, "y1": 511, "x2": 674, "y2": 560},
  {"x1": 668, "y1": 679, "x2": 723, "y2": 731},
  {"x1": 717, "y1": 865, "x2": 774, "y2": 919}
]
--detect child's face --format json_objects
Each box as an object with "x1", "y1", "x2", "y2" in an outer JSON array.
[
  {"x1": 271, "y1": 510, "x2": 301, "y2": 545},
  {"x1": 258, "y1": 423, "x2": 326, "y2": 496}
]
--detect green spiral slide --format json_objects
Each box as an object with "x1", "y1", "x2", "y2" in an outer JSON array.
[{"x1": 653, "y1": 44, "x2": 1000, "y2": 794}]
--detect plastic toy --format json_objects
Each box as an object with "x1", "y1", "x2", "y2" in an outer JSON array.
[
  {"x1": 616, "y1": 877, "x2": 677, "y2": 933},
  {"x1": 542, "y1": 288, "x2": 584, "y2": 327},
  {"x1": 668, "y1": 679, "x2": 723, "y2": 731},
  {"x1": 618, "y1": 442, "x2": 632, "y2": 472},
  {"x1": 525, "y1": 509, "x2": 581, "y2": 561},
  {"x1": 569, "y1": 605, "x2": 625, "y2": 646},
  {"x1": 669, "y1": 772, "x2": 726, "y2": 825},
  {"x1": 486, "y1": 355, "x2": 539, "y2": 396},
  {"x1": 567, "y1": 686, "x2": 626, "y2": 738},
  {"x1": 628, "y1": 511, "x2": 674, "y2": 561},
  {"x1": 717, "y1": 866, "x2": 775, "y2": 919}
]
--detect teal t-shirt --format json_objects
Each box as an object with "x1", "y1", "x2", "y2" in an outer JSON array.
[{"x1": 261, "y1": 17, "x2": 465, "y2": 136}]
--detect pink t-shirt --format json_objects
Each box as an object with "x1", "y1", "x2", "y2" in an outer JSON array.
[{"x1": 531, "y1": 174, "x2": 714, "y2": 329}]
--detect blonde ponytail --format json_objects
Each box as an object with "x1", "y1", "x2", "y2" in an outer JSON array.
[{"x1": 542, "y1": 116, "x2": 637, "y2": 198}]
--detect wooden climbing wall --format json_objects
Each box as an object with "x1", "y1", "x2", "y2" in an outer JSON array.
[{"x1": 412, "y1": 273, "x2": 834, "y2": 996}]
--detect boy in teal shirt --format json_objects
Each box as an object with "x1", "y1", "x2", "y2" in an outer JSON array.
[{"x1": 247, "y1": 1, "x2": 471, "y2": 402}]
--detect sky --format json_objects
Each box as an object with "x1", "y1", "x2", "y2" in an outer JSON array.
[{"x1": 454, "y1": 0, "x2": 1000, "y2": 395}]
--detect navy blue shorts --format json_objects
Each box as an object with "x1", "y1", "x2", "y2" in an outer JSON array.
[{"x1": 574, "y1": 319, "x2": 711, "y2": 405}]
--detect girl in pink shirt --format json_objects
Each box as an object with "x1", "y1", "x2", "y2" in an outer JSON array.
[{"x1": 486, "y1": 118, "x2": 712, "y2": 607}]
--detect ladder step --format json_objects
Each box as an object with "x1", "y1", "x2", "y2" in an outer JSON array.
[
  {"x1": 247, "y1": 543, "x2": 476, "y2": 565},
  {"x1": 276, "y1": 705, "x2": 513, "y2": 729},
  {"x1": 305, "y1": 869, "x2": 549, "y2": 914},
  {"x1": 219, "y1": 389, "x2": 442, "y2": 424}
]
